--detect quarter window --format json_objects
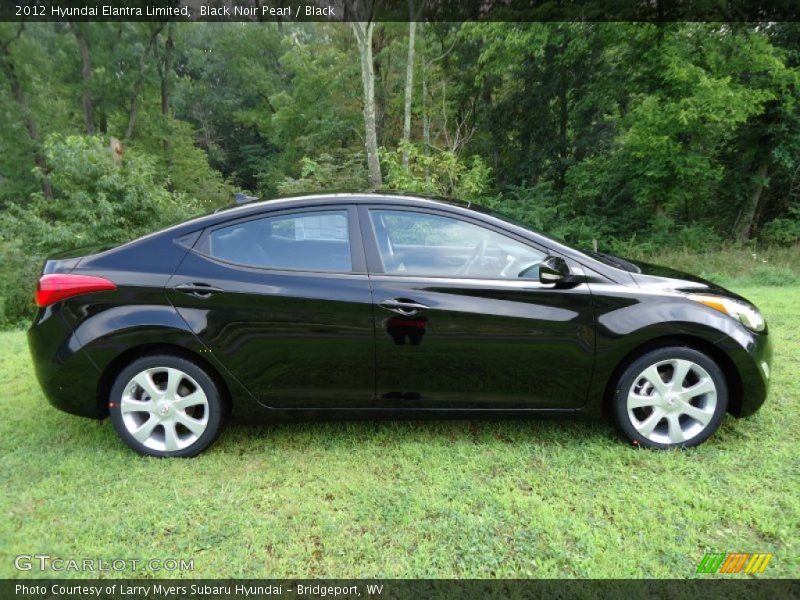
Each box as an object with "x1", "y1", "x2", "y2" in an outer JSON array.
[
  {"x1": 370, "y1": 210, "x2": 545, "y2": 279},
  {"x1": 209, "y1": 210, "x2": 352, "y2": 271}
]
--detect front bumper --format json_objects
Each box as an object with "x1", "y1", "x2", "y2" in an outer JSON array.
[{"x1": 717, "y1": 325, "x2": 772, "y2": 418}]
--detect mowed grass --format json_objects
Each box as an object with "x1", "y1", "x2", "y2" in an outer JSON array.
[{"x1": 0, "y1": 287, "x2": 798, "y2": 579}]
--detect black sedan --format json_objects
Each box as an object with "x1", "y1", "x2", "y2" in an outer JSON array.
[{"x1": 28, "y1": 194, "x2": 772, "y2": 456}]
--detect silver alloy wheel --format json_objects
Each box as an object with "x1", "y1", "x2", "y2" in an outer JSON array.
[
  {"x1": 120, "y1": 367, "x2": 209, "y2": 452},
  {"x1": 626, "y1": 358, "x2": 717, "y2": 445}
]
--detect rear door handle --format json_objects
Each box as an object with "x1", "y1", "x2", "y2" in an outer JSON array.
[
  {"x1": 173, "y1": 283, "x2": 225, "y2": 298},
  {"x1": 379, "y1": 298, "x2": 429, "y2": 317}
]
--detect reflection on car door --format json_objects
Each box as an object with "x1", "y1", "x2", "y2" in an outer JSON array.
[{"x1": 361, "y1": 206, "x2": 595, "y2": 409}]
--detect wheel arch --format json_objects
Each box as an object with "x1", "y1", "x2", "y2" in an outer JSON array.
[
  {"x1": 600, "y1": 334, "x2": 743, "y2": 419},
  {"x1": 96, "y1": 343, "x2": 233, "y2": 419}
]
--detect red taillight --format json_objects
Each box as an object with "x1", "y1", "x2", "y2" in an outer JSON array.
[{"x1": 35, "y1": 274, "x2": 117, "y2": 307}]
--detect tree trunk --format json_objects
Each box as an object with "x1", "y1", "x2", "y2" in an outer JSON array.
[
  {"x1": 556, "y1": 58, "x2": 569, "y2": 193},
  {"x1": 71, "y1": 24, "x2": 94, "y2": 135},
  {"x1": 159, "y1": 24, "x2": 174, "y2": 154},
  {"x1": 421, "y1": 53, "x2": 430, "y2": 181},
  {"x1": 351, "y1": 21, "x2": 382, "y2": 190},
  {"x1": 483, "y1": 83, "x2": 501, "y2": 185},
  {"x1": 161, "y1": 24, "x2": 173, "y2": 117},
  {"x1": 1, "y1": 26, "x2": 53, "y2": 199},
  {"x1": 401, "y1": 20, "x2": 416, "y2": 168},
  {"x1": 737, "y1": 161, "x2": 770, "y2": 242},
  {"x1": 422, "y1": 58, "x2": 429, "y2": 150},
  {"x1": 372, "y1": 25, "x2": 387, "y2": 150},
  {"x1": 10, "y1": 74, "x2": 53, "y2": 199},
  {"x1": 125, "y1": 24, "x2": 164, "y2": 141}
]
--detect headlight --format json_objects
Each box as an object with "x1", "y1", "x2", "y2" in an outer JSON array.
[{"x1": 687, "y1": 294, "x2": 765, "y2": 332}]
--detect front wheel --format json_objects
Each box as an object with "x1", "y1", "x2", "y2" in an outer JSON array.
[
  {"x1": 612, "y1": 346, "x2": 728, "y2": 449},
  {"x1": 109, "y1": 355, "x2": 225, "y2": 457}
]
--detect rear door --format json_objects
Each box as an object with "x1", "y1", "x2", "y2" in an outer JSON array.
[
  {"x1": 360, "y1": 205, "x2": 595, "y2": 409},
  {"x1": 167, "y1": 205, "x2": 376, "y2": 408}
]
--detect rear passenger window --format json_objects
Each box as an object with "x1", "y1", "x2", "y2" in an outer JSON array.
[{"x1": 208, "y1": 210, "x2": 352, "y2": 272}]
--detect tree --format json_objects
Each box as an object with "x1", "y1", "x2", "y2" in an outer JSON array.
[
  {"x1": 0, "y1": 23, "x2": 53, "y2": 199},
  {"x1": 401, "y1": 3, "x2": 421, "y2": 168},
  {"x1": 159, "y1": 22, "x2": 174, "y2": 118},
  {"x1": 125, "y1": 23, "x2": 164, "y2": 141},
  {"x1": 70, "y1": 23, "x2": 94, "y2": 135},
  {"x1": 350, "y1": 19, "x2": 382, "y2": 190}
]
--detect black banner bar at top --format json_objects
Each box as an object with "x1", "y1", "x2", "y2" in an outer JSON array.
[{"x1": 2, "y1": 0, "x2": 800, "y2": 23}]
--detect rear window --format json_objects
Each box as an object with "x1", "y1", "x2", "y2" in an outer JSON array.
[{"x1": 208, "y1": 210, "x2": 352, "y2": 272}]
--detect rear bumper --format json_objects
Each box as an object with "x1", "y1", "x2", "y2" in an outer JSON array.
[
  {"x1": 717, "y1": 325, "x2": 772, "y2": 418},
  {"x1": 27, "y1": 307, "x2": 103, "y2": 419}
]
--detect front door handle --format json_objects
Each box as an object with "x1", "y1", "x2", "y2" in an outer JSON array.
[
  {"x1": 173, "y1": 282, "x2": 225, "y2": 299},
  {"x1": 379, "y1": 298, "x2": 429, "y2": 317}
]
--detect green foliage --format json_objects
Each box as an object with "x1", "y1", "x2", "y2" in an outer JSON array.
[
  {"x1": 1, "y1": 21, "x2": 800, "y2": 327},
  {"x1": 0, "y1": 134, "x2": 204, "y2": 325},
  {"x1": 127, "y1": 115, "x2": 235, "y2": 211},
  {"x1": 625, "y1": 244, "x2": 800, "y2": 288},
  {"x1": 0, "y1": 239, "x2": 33, "y2": 329},
  {"x1": 455, "y1": 22, "x2": 800, "y2": 249},
  {"x1": 760, "y1": 205, "x2": 800, "y2": 244},
  {"x1": 381, "y1": 142, "x2": 492, "y2": 198},
  {"x1": 482, "y1": 184, "x2": 603, "y2": 247},
  {"x1": 620, "y1": 30, "x2": 775, "y2": 206},
  {"x1": 563, "y1": 24, "x2": 794, "y2": 243},
  {"x1": 277, "y1": 153, "x2": 369, "y2": 196},
  {"x1": 0, "y1": 23, "x2": 75, "y2": 207},
  {"x1": 6, "y1": 134, "x2": 202, "y2": 251},
  {"x1": 746, "y1": 265, "x2": 800, "y2": 287},
  {"x1": 607, "y1": 218, "x2": 723, "y2": 256}
]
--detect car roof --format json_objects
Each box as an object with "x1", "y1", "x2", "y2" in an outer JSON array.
[
  {"x1": 177, "y1": 193, "x2": 478, "y2": 232},
  {"x1": 214, "y1": 192, "x2": 472, "y2": 214}
]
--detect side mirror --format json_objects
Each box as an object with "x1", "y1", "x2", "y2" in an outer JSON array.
[{"x1": 539, "y1": 256, "x2": 571, "y2": 285}]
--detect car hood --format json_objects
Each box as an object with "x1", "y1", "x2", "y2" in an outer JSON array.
[{"x1": 624, "y1": 259, "x2": 750, "y2": 303}]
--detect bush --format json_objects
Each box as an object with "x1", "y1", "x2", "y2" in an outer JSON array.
[
  {"x1": 381, "y1": 142, "x2": 492, "y2": 198},
  {"x1": 277, "y1": 153, "x2": 369, "y2": 196},
  {"x1": 129, "y1": 115, "x2": 235, "y2": 211},
  {"x1": 760, "y1": 205, "x2": 800, "y2": 245},
  {"x1": 483, "y1": 185, "x2": 610, "y2": 250},
  {"x1": 0, "y1": 134, "x2": 205, "y2": 326},
  {"x1": 0, "y1": 239, "x2": 40, "y2": 329}
]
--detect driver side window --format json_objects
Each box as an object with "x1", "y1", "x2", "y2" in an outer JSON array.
[{"x1": 369, "y1": 210, "x2": 545, "y2": 279}]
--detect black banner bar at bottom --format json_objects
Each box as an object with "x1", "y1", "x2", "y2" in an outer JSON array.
[{"x1": 3, "y1": 579, "x2": 798, "y2": 600}]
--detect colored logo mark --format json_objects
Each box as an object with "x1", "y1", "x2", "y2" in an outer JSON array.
[{"x1": 697, "y1": 552, "x2": 773, "y2": 574}]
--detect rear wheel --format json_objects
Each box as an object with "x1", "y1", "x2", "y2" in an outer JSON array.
[
  {"x1": 612, "y1": 346, "x2": 728, "y2": 449},
  {"x1": 109, "y1": 355, "x2": 224, "y2": 457}
]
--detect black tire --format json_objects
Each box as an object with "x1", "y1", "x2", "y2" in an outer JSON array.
[
  {"x1": 612, "y1": 346, "x2": 728, "y2": 449},
  {"x1": 109, "y1": 354, "x2": 225, "y2": 457}
]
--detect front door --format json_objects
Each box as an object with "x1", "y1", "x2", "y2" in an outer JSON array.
[
  {"x1": 361, "y1": 206, "x2": 595, "y2": 409},
  {"x1": 167, "y1": 206, "x2": 375, "y2": 408}
]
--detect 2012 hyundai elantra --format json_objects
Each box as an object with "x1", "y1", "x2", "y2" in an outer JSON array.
[{"x1": 28, "y1": 194, "x2": 772, "y2": 456}]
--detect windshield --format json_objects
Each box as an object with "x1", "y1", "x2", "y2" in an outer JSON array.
[
  {"x1": 467, "y1": 203, "x2": 572, "y2": 246},
  {"x1": 581, "y1": 250, "x2": 641, "y2": 272},
  {"x1": 468, "y1": 201, "x2": 640, "y2": 273}
]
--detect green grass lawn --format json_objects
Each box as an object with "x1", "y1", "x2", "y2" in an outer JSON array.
[{"x1": 1, "y1": 286, "x2": 798, "y2": 579}]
